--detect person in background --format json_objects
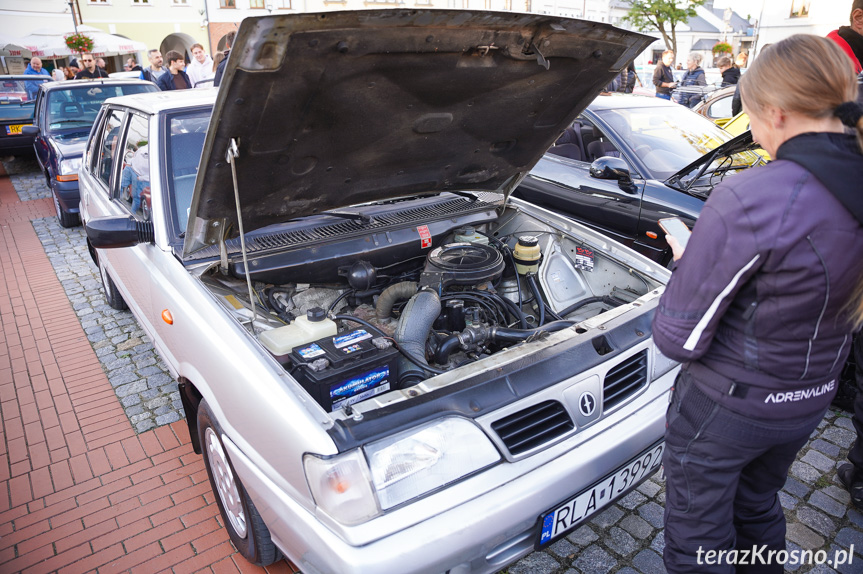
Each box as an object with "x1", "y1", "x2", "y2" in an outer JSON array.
[
  {"x1": 141, "y1": 49, "x2": 169, "y2": 83},
  {"x1": 186, "y1": 43, "x2": 215, "y2": 88},
  {"x1": 24, "y1": 57, "x2": 51, "y2": 99},
  {"x1": 126, "y1": 57, "x2": 143, "y2": 73},
  {"x1": 213, "y1": 30, "x2": 236, "y2": 87},
  {"x1": 156, "y1": 50, "x2": 192, "y2": 91},
  {"x1": 96, "y1": 57, "x2": 107, "y2": 71},
  {"x1": 74, "y1": 53, "x2": 109, "y2": 79},
  {"x1": 212, "y1": 52, "x2": 225, "y2": 75},
  {"x1": 67, "y1": 58, "x2": 80, "y2": 78},
  {"x1": 654, "y1": 34, "x2": 863, "y2": 574},
  {"x1": 735, "y1": 52, "x2": 748, "y2": 69},
  {"x1": 653, "y1": 50, "x2": 676, "y2": 100},
  {"x1": 676, "y1": 52, "x2": 707, "y2": 108},
  {"x1": 828, "y1": 0, "x2": 863, "y2": 73},
  {"x1": 51, "y1": 67, "x2": 65, "y2": 82},
  {"x1": 717, "y1": 56, "x2": 740, "y2": 86}
]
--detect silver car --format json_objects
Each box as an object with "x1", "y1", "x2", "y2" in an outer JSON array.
[{"x1": 78, "y1": 10, "x2": 674, "y2": 574}]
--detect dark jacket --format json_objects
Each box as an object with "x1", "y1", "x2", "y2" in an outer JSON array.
[
  {"x1": 213, "y1": 49, "x2": 230, "y2": 87},
  {"x1": 828, "y1": 27, "x2": 863, "y2": 73},
  {"x1": 677, "y1": 67, "x2": 706, "y2": 107},
  {"x1": 74, "y1": 68, "x2": 109, "y2": 79},
  {"x1": 141, "y1": 66, "x2": 169, "y2": 84},
  {"x1": 653, "y1": 132, "x2": 863, "y2": 420},
  {"x1": 721, "y1": 66, "x2": 740, "y2": 86},
  {"x1": 156, "y1": 70, "x2": 193, "y2": 91},
  {"x1": 652, "y1": 62, "x2": 674, "y2": 95}
]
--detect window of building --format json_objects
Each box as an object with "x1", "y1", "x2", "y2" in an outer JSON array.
[
  {"x1": 250, "y1": 0, "x2": 265, "y2": 8},
  {"x1": 172, "y1": 0, "x2": 189, "y2": 4},
  {"x1": 789, "y1": 0, "x2": 809, "y2": 18},
  {"x1": 131, "y1": 0, "x2": 150, "y2": 4},
  {"x1": 220, "y1": 0, "x2": 236, "y2": 8},
  {"x1": 88, "y1": 0, "x2": 110, "y2": 4},
  {"x1": 275, "y1": 0, "x2": 290, "y2": 8}
]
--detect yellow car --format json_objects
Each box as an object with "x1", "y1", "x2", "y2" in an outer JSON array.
[{"x1": 723, "y1": 112, "x2": 771, "y2": 159}]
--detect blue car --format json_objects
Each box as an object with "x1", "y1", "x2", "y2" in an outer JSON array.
[
  {"x1": 0, "y1": 75, "x2": 52, "y2": 157},
  {"x1": 23, "y1": 78, "x2": 158, "y2": 227}
]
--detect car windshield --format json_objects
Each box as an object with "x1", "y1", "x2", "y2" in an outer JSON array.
[
  {"x1": 165, "y1": 109, "x2": 211, "y2": 234},
  {"x1": 46, "y1": 85, "x2": 153, "y2": 132},
  {"x1": 594, "y1": 105, "x2": 756, "y2": 180},
  {"x1": 1, "y1": 77, "x2": 50, "y2": 103}
]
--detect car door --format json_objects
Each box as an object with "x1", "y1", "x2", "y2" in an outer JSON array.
[
  {"x1": 32, "y1": 89, "x2": 50, "y2": 174},
  {"x1": 515, "y1": 119, "x2": 644, "y2": 249}
]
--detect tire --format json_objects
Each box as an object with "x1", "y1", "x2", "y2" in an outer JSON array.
[
  {"x1": 197, "y1": 400, "x2": 281, "y2": 566},
  {"x1": 98, "y1": 257, "x2": 128, "y2": 311},
  {"x1": 53, "y1": 191, "x2": 79, "y2": 228}
]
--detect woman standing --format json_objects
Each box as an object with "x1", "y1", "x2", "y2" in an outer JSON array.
[
  {"x1": 676, "y1": 52, "x2": 707, "y2": 107},
  {"x1": 653, "y1": 34, "x2": 863, "y2": 574}
]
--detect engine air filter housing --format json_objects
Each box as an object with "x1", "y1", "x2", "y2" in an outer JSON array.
[{"x1": 419, "y1": 242, "x2": 505, "y2": 290}]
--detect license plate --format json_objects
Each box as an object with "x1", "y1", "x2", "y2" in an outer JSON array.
[
  {"x1": 537, "y1": 441, "x2": 664, "y2": 548},
  {"x1": 5, "y1": 124, "x2": 27, "y2": 135}
]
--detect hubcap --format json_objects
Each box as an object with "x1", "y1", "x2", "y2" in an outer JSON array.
[{"x1": 205, "y1": 427, "x2": 248, "y2": 538}]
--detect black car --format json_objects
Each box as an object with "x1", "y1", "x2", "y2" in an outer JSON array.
[
  {"x1": 0, "y1": 75, "x2": 52, "y2": 157},
  {"x1": 23, "y1": 78, "x2": 158, "y2": 227},
  {"x1": 512, "y1": 93, "x2": 763, "y2": 265}
]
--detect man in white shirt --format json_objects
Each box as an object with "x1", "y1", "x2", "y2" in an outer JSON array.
[{"x1": 185, "y1": 43, "x2": 215, "y2": 88}]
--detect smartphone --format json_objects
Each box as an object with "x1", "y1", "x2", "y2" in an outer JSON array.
[{"x1": 658, "y1": 217, "x2": 691, "y2": 249}]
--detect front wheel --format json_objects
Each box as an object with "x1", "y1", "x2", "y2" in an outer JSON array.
[
  {"x1": 98, "y1": 257, "x2": 127, "y2": 310},
  {"x1": 53, "y1": 191, "x2": 79, "y2": 228},
  {"x1": 198, "y1": 400, "x2": 281, "y2": 566}
]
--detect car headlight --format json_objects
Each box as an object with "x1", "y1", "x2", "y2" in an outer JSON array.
[
  {"x1": 364, "y1": 417, "x2": 500, "y2": 511},
  {"x1": 57, "y1": 157, "x2": 82, "y2": 181},
  {"x1": 652, "y1": 345, "x2": 678, "y2": 380},
  {"x1": 304, "y1": 417, "x2": 501, "y2": 524}
]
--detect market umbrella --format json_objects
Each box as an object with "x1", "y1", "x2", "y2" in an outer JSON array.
[{"x1": 9, "y1": 25, "x2": 145, "y2": 58}]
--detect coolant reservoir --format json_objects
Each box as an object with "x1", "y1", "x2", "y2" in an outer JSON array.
[
  {"x1": 513, "y1": 235, "x2": 541, "y2": 274},
  {"x1": 259, "y1": 307, "x2": 337, "y2": 358}
]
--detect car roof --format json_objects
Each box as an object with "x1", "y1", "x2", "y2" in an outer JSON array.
[
  {"x1": 103, "y1": 88, "x2": 217, "y2": 114},
  {"x1": 40, "y1": 78, "x2": 156, "y2": 92},
  {"x1": 587, "y1": 93, "x2": 679, "y2": 111}
]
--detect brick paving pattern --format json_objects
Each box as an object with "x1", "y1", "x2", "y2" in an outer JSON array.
[{"x1": 2, "y1": 157, "x2": 862, "y2": 573}]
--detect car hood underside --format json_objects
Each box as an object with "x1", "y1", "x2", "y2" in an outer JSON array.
[{"x1": 184, "y1": 9, "x2": 653, "y2": 256}]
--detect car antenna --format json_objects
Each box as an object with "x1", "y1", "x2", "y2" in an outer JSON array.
[{"x1": 226, "y1": 137, "x2": 259, "y2": 335}]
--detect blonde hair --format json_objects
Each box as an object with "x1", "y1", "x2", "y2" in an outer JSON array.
[{"x1": 741, "y1": 35, "x2": 863, "y2": 327}]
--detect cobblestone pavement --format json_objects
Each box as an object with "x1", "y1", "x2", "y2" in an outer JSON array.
[
  {"x1": 3, "y1": 156, "x2": 50, "y2": 201},
  {"x1": 6, "y1": 158, "x2": 863, "y2": 573}
]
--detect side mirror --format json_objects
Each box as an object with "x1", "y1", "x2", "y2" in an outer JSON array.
[
  {"x1": 22, "y1": 125, "x2": 39, "y2": 136},
  {"x1": 589, "y1": 156, "x2": 637, "y2": 193},
  {"x1": 85, "y1": 216, "x2": 154, "y2": 249}
]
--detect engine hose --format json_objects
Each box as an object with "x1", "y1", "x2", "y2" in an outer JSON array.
[
  {"x1": 557, "y1": 295, "x2": 619, "y2": 318},
  {"x1": 395, "y1": 290, "x2": 443, "y2": 386},
  {"x1": 488, "y1": 292, "x2": 528, "y2": 329},
  {"x1": 266, "y1": 287, "x2": 294, "y2": 322},
  {"x1": 526, "y1": 274, "x2": 546, "y2": 326},
  {"x1": 332, "y1": 314, "x2": 445, "y2": 376},
  {"x1": 434, "y1": 320, "x2": 576, "y2": 364},
  {"x1": 327, "y1": 289, "x2": 355, "y2": 313},
  {"x1": 375, "y1": 281, "x2": 418, "y2": 320}
]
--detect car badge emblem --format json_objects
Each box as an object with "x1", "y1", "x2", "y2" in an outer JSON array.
[{"x1": 579, "y1": 391, "x2": 597, "y2": 417}]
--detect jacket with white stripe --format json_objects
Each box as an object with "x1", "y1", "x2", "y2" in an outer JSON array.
[{"x1": 653, "y1": 133, "x2": 863, "y2": 419}]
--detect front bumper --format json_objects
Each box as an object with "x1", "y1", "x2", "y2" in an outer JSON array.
[
  {"x1": 225, "y1": 367, "x2": 676, "y2": 574},
  {"x1": 52, "y1": 178, "x2": 81, "y2": 214}
]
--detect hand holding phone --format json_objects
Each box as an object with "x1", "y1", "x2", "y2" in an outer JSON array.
[{"x1": 658, "y1": 217, "x2": 691, "y2": 250}]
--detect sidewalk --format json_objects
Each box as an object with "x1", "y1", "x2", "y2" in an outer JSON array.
[{"x1": 0, "y1": 162, "x2": 298, "y2": 573}]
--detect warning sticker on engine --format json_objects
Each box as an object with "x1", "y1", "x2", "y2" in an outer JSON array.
[
  {"x1": 574, "y1": 246, "x2": 595, "y2": 271},
  {"x1": 333, "y1": 329, "x2": 372, "y2": 349},
  {"x1": 418, "y1": 225, "x2": 432, "y2": 249}
]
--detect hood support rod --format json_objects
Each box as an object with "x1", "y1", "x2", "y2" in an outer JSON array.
[{"x1": 227, "y1": 138, "x2": 259, "y2": 335}]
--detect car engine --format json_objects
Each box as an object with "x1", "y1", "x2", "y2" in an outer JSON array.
[{"x1": 200, "y1": 201, "x2": 661, "y2": 414}]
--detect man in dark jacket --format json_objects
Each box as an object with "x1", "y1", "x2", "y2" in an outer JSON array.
[
  {"x1": 213, "y1": 30, "x2": 236, "y2": 87},
  {"x1": 156, "y1": 51, "x2": 192, "y2": 91},
  {"x1": 74, "y1": 53, "x2": 109, "y2": 79},
  {"x1": 652, "y1": 50, "x2": 676, "y2": 100}
]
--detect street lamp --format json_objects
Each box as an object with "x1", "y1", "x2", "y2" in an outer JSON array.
[{"x1": 68, "y1": 1, "x2": 79, "y2": 33}]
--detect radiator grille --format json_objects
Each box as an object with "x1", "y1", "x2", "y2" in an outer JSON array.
[
  {"x1": 491, "y1": 400, "x2": 573, "y2": 456},
  {"x1": 603, "y1": 350, "x2": 648, "y2": 409}
]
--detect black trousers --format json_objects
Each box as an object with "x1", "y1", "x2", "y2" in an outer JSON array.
[
  {"x1": 663, "y1": 369, "x2": 826, "y2": 574},
  {"x1": 847, "y1": 334, "x2": 863, "y2": 475}
]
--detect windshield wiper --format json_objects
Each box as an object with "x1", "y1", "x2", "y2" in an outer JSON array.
[
  {"x1": 320, "y1": 210, "x2": 373, "y2": 224},
  {"x1": 50, "y1": 119, "x2": 89, "y2": 126}
]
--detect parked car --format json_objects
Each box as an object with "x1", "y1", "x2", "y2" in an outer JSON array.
[
  {"x1": 512, "y1": 93, "x2": 764, "y2": 265},
  {"x1": 0, "y1": 74, "x2": 51, "y2": 157},
  {"x1": 23, "y1": 78, "x2": 158, "y2": 227},
  {"x1": 691, "y1": 84, "x2": 737, "y2": 125},
  {"x1": 79, "y1": 11, "x2": 677, "y2": 574}
]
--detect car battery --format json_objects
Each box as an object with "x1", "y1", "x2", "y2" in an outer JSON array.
[{"x1": 289, "y1": 328, "x2": 400, "y2": 412}]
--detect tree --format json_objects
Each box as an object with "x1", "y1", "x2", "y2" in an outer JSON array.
[{"x1": 623, "y1": 0, "x2": 707, "y2": 56}]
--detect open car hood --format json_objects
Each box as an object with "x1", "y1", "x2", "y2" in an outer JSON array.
[
  {"x1": 184, "y1": 10, "x2": 653, "y2": 256},
  {"x1": 665, "y1": 130, "x2": 762, "y2": 191}
]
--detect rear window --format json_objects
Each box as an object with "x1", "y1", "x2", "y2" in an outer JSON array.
[{"x1": 45, "y1": 84, "x2": 155, "y2": 132}]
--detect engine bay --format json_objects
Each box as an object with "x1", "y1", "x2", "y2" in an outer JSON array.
[{"x1": 201, "y1": 203, "x2": 663, "y2": 415}]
